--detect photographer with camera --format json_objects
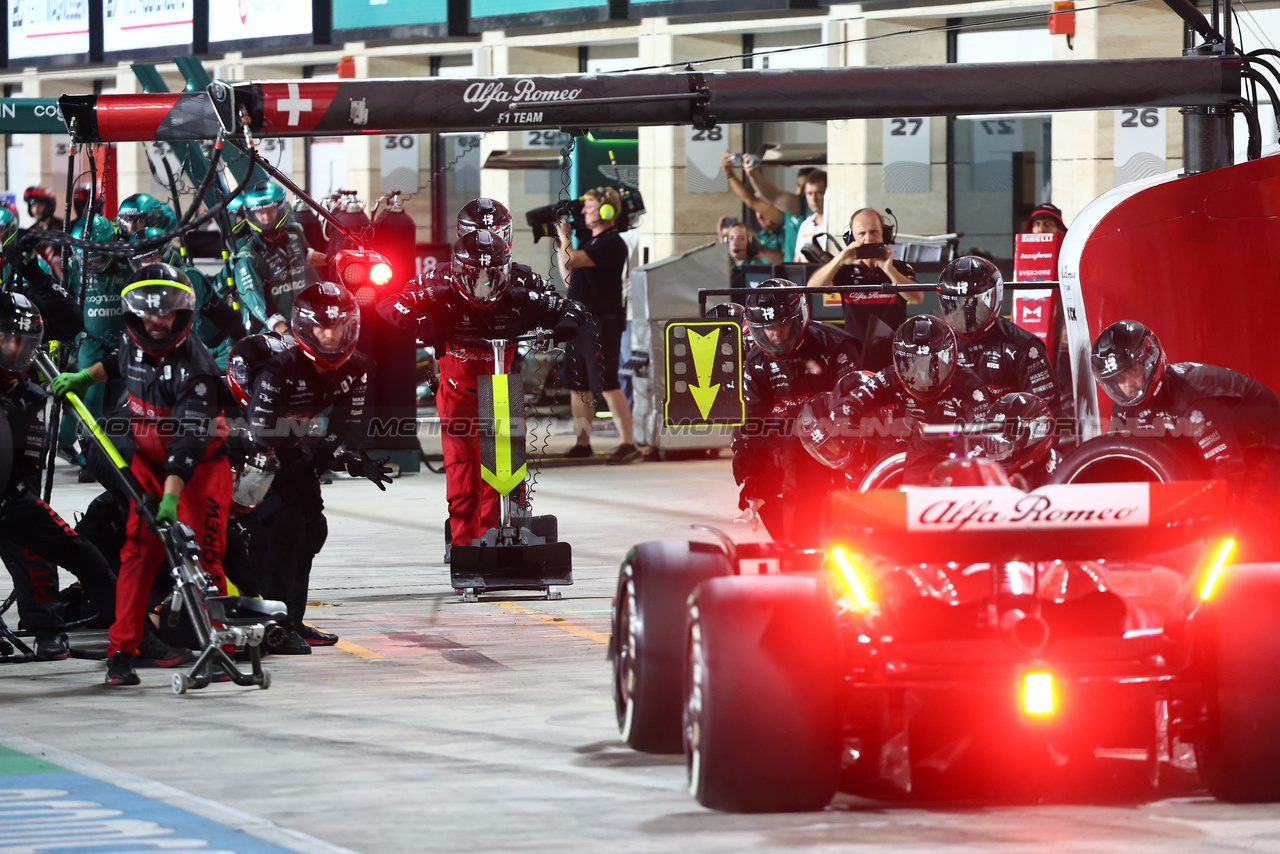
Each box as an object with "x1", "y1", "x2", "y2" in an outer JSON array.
[
  {"x1": 555, "y1": 187, "x2": 642, "y2": 465},
  {"x1": 807, "y1": 208, "x2": 921, "y2": 370}
]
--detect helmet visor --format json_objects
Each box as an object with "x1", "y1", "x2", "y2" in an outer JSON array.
[
  {"x1": 250, "y1": 202, "x2": 285, "y2": 229},
  {"x1": 232, "y1": 453, "x2": 278, "y2": 511},
  {"x1": 1094, "y1": 340, "x2": 1161, "y2": 406},
  {"x1": 296, "y1": 306, "x2": 360, "y2": 357},
  {"x1": 748, "y1": 317, "x2": 806, "y2": 358},
  {"x1": 117, "y1": 211, "x2": 148, "y2": 235},
  {"x1": 939, "y1": 289, "x2": 1000, "y2": 339},
  {"x1": 122, "y1": 282, "x2": 197, "y2": 318},
  {"x1": 798, "y1": 418, "x2": 861, "y2": 470},
  {"x1": 895, "y1": 344, "x2": 955, "y2": 398},
  {"x1": 0, "y1": 329, "x2": 41, "y2": 376},
  {"x1": 455, "y1": 264, "x2": 510, "y2": 303}
]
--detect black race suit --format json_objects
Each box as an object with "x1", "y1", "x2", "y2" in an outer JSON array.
[
  {"x1": 732, "y1": 321, "x2": 861, "y2": 546},
  {"x1": 957, "y1": 317, "x2": 1061, "y2": 416},
  {"x1": 0, "y1": 374, "x2": 115, "y2": 635},
  {"x1": 832, "y1": 364, "x2": 995, "y2": 485},
  {"x1": 245, "y1": 346, "x2": 373, "y2": 624},
  {"x1": 1112, "y1": 362, "x2": 1280, "y2": 559}
]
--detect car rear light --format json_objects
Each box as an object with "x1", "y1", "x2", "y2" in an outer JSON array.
[
  {"x1": 1023, "y1": 672, "x2": 1054, "y2": 715},
  {"x1": 1199, "y1": 537, "x2": 1235, "y2": 600},
  {"x1": 829, "y1": 547, "x2": 873, "y2": 611}
]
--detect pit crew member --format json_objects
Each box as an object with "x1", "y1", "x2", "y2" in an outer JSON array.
[
  {"x1": 376, "y1": 228, "x2": 584, "y2": 551},
  {"x1": 733, "y1": 279, "x2": 861, "y2": 545},
  {"x1": 52, "y1": 264, "x2": 232, "y2": 686},
  {"x1": 244, "y1": 282, "x2": 392, "y2": 652},
  {"x1": 936, "y1": 255, "x2": 1060, "y2": 415}
]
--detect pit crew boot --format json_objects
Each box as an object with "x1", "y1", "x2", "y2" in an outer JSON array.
[
  {"x1": 104, "y1": 651, "x2": 140, "y2": 686},
  {"x1": 297, "y1": 623, "x2": 339, "y2": 646}
]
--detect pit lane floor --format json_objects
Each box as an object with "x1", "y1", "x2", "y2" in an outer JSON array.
[{"x1": 4, "y1": 458, "x2": 1280, "y2": 853}]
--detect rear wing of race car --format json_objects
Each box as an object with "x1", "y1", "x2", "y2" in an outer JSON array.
[{"x1": 828, "y1": 480, "x2": 1231, "y2": 564}]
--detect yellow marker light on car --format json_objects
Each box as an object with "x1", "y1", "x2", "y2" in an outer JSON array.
[
  {"x1": 1023, "y1": 672, "x2": 1054, "y2": 715},
  {"x1": 830, "y1": 547, "x2": 872, "y2": 611},
  {"x1": 1199, "y1": 538, "x2": 1235, "y2": 601}
]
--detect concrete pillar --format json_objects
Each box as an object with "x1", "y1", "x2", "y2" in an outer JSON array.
[
  {"x1": 343, "y1": 49, "x2": 378, "y2": 214},
  {"x1": 1050, "y1": 0, "x2": 1184, "y2": 224},
  {"x1": 825, "y1": 9, "x2": 949, "y2": 239},
  {"x1": 367, "y1": 52, "x2": 435, "y2": 244},
  {"x1": 479, "y1": 36, "x2": 579, "y2": 272},
  {"x1": 637, "y1": 20, "x2": 743, "y2": 263}
]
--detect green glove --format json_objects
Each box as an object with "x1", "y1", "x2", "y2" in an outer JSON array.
[
  {"x1": 51, "y1": 369, "x2": 95, "y2": 399},
  {"x1": 157, "y1": 493, "x2": 180, "y2": 525}
]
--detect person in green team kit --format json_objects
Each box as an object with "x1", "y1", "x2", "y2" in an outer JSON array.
[
  {"x1": 64, "y1": 214, "x2": 130, "y2": 482},
  {"x1": 130, "y1": 229, "x2": 248, "y2": 370},
  {"x1": 233, "y1": 182, "x2": 325, "y2": 334}
]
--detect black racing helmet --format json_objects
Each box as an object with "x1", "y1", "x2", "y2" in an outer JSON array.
[
  {"x1": 457, "y1": 198, "x2": 513, "y2": 247},
  {"x1": 1091, "y1": 319, "x2": 1166, "y2": 407},
  {"x1": 937, "y1": 256, "x2": 1004, "y2": 341},
  {"x1": 0, "y1": 293, "x2": 43, "y2": 381},
  {"x1": 121, "y1": 264, "x2": 197, "y2": 358},
  {"x1": 744, "y1": 278, "x2": 809, "y2": 358},
  {"x1": 452, "y1": 229, "x2": 512, "y2": 306},
  {"x1": 892, "y1": 315, "x2": 957, "y2": 401},
  {"x1": 795, "y1": 392, "x2": 862, "y2": 470},
  {"x1": 226, "y1": 333, "x2": 292, "y2": 406},
  {"x1": 292, "y1": 281, "x2": 361, "y2": 370},
  {"x1": 980, "y1": 392, "x2": 1056, "y2": 474}
]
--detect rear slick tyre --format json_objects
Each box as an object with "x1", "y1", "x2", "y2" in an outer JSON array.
[
  {"x1": 1194, "y1": 562, "x2": 1280, "y2": 802},
  {"x1": 612, "y1": 540, "x2": 731, "y2": 754},
  {"x1": 684, "y1": 575, "x2": 841, "y2": 812},
  {"x1": 1050, "y1": 435, "x2": 1205, "y2": 484}
]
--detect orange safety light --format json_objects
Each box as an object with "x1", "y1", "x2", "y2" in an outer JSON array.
[
  {"x1": 1199, "y1": 538, "x2": 1235, "y2": 600},
  {"x1": 1023, "y1": 672, "x2": 1054, "y2": 715},
  {"x1": 1048, "y1": 1, "x2": 1075, "y2": 35}
]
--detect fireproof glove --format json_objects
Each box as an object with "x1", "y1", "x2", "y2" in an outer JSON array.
[
  {"x1": 734, "y1": 498, "x2": 764, "y2": 533},
  {"x1": 552, "y1": 317, "x2": 581, "y2": 344},
  {"x1": 336, "y1": 447, "x2": 394, "y2": 491},
  {"x1": 157, "y1": 493, "x2": 180, "y2": 525},
  {"x1": 50, "y1": 369, "x2": 94, "y2": 399}
]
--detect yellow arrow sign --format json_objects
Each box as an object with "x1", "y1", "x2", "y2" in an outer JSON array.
[
  {"x1": 480, "y1": 374, "x2": 528, "y2": 495},
  {"x1": 687, "y1": 327, "x2": 721, "y2": 420}
]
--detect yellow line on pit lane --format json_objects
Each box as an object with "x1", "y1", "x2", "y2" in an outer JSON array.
[
  {"x1": 302, "y1": 623, "x2": 386, "y2": 659},
  {"x1": 497, "y1": 601, "x2": 610, "y2": 645}
]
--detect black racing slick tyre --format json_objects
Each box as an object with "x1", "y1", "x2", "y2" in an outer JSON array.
[
  {"x1": 1194, "y1": 562, "x2": 1280, "y2": 802},
  {"x1": 612, "y1": 540, "x2": 731, "y2": 754},
  {"x1": 684, "y1": 575, "x2": 841, "y2": 812},
  {"x1": 1049, "y1": 435, "x2": 1206, "y2": 484}
]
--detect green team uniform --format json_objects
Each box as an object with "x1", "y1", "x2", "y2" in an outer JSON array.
[{"x1": 234, "y1": 221, "x2": 318, "y2": 328}]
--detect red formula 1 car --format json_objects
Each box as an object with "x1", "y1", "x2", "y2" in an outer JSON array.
[{"x1": 611, "y1": 457, "x2": 1280, "y2": 811}]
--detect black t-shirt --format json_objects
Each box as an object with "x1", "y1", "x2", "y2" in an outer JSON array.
[
  {"x1": 566, "y1": 228, "x2": 628, "y2": 318},
  {"x1": 835, "y1": 259, "x2": 918, "y2": 346}
]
